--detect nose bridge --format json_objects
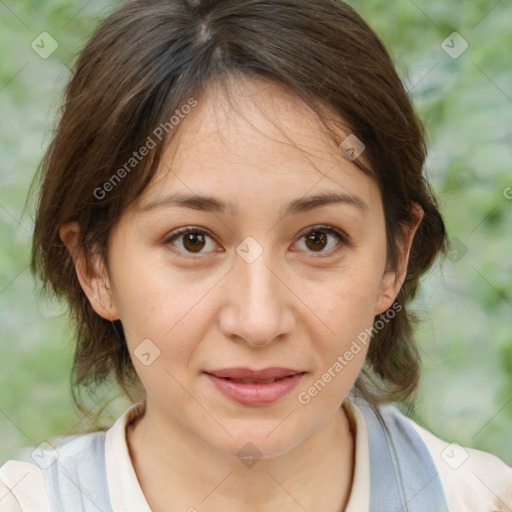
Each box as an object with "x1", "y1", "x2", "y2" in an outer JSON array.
[
  {"x1": 240, "y1": 246, "x2": 280, "y2": 304},
  {"x1": 222, "y1": 235, "x2": 294, "y2": 346}
]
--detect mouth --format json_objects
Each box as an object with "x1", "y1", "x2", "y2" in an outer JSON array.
[
  {"x1": 204, "y1": 366, "x2": 306, "y2": 381},
  {"x1": 213, "y1": 376, "x2": 296, "y2": 384},
  {"x1": 203, "y1": 368, "x2": 307, "y2": 406}
]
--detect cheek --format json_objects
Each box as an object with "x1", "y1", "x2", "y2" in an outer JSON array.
[
  {"x1": 308, "y1": 247, "x2": 386, "y2": 377},
  {"x1": 317, "y1": 279, "x2": 378, "y2": 367},
  {"x1": 109, "y1": 239, "x2": 184, "y2": 330},
  {"x1": 323, "y1": 250, "x2": 385, "y2": 325},
  {"x1": 109, "y1": 245, "x2": 217, "y2": 372}
]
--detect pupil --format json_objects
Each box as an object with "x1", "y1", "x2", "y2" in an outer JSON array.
[
  {"x1": 184, "y1": 232, "x2": 205, "y2": 252},
  {"x1": 306, "y1": 232, "x2": 327, "y2": 251}
]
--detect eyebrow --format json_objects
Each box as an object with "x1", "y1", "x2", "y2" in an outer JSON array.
[{"x1": 136, "y1": 190, "x2": 367, "y2": 216}]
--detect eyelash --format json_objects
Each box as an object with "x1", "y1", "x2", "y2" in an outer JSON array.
[{"x1": 163, "y1": 224, "x2": 350, "y2": 259}]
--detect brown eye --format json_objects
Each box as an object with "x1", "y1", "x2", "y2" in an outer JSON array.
[
  {"x1": 295, "y1": 226, "x2": 348, "y2": 255},
  {"x1": 305, "y1": 231, "x2": 328, "y2": 252},
  {"x1": 182, "y1": 232, "x2": 206, "y2": 252},
  {"x1": 166, "y1": 227, "x2": 217, "y2": 255}
]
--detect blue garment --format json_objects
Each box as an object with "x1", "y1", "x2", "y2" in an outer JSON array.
[
  {"x1": 353, "y1": 398, "x2": 449, "y2": 512},
  {"x1": 29, "y1": 400, "x2": 448, "y2": 511}
]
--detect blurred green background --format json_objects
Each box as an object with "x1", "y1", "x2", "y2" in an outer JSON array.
[{"x1": 1, "y1": 0, "x2": 511, "y2": 466}]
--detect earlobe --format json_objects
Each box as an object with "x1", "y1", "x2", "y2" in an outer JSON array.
[
  {"x1": 375, "y1": 203, "x2": 424, "y2": 315},
  {"x1": 59, "y1": 222, "x2": 120, "y2": 321}
]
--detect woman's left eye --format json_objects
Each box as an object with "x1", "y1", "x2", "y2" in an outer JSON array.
[
  {"x1": 164, "y1": 225, "x2": 348, "y2": 257},
  {"x1": 293, "y1": 225, "x2": 348, "y2": 255}
]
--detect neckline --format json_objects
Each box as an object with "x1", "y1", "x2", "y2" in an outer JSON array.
[{"x1": 109, "y1": 398, "x2": 369, "y2": 512}]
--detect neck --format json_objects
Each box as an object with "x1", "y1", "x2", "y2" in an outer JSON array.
[{"x1": 126, "y1": 400, "x2": 355, "y2": 512}]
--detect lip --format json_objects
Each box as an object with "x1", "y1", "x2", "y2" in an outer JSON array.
[
  {"x1": 205, "y1": 367, "x2": 303, "y2": 380},
  {"x1": 204, "y1": 369, "x2": 306, "y2": 406}
]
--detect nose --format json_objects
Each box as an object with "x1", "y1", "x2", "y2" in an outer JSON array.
[{"x1": 217, "y1": 244, "x2": 295, "y2": 347}]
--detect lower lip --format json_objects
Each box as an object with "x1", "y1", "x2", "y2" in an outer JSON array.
[{"x1": 205, "y1": 372, "x2": 305, "y2": 406}]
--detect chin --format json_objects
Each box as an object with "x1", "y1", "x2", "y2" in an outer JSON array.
[{"x1": 205, "y1": 423, "x2": 307, "y2": 463}]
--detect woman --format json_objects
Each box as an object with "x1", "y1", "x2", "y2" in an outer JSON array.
[{"x1": 1, "y1": 0, "x2": 511, "y2": 510}]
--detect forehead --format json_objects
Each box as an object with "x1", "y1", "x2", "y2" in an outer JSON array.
[
  {"x1": 130, "y1": 76, "x2": 380, "y2": 216},
  {"x1": 167, "y1": 76, "x2": 359, "y2": 167}
]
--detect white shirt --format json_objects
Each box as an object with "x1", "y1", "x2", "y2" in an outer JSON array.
[{"x1": 1, "y1": 400, "x2": 511, "y2": 511}]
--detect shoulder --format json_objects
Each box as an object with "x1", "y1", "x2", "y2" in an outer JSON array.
[
  {"x1": 397, "y1": 407, "x2": 512, "y2": 512},
  {"x1": 0, "y1": 431, "x2": 106, "y2": 512},
  {"x1": 0, "y1": 460, "x2": 49, "y2": 512},
  {"x1": 349, "y1": 397, "x2": 512, "y2": 512}
]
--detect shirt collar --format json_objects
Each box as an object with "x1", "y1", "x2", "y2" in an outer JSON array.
[{"x1": 104, "y1": 398, "x2": 369, "y2": 512}]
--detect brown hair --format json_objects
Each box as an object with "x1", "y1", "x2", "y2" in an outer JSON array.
[{"x1": 30, "y1": 0, "x2": 447, "y2": 422}]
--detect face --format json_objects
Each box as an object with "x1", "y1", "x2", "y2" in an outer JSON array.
[{"x1": 64, "y1": 76, "x2": 413, "y2": 458}]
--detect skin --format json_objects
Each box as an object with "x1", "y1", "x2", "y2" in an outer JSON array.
[{"x1": 61, "y1": 76, "x2": 422, "y2": 512}]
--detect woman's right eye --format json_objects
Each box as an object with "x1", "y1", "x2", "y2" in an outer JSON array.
[{"x1": 164, "y1": 227, "x2": 219, "y2": 256}]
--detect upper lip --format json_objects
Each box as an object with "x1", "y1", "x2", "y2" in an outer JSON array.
[{"x1": 205, "y1": 367, "x2": 305, "y2": 380}]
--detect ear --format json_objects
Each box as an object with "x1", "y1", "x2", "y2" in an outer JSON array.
[
  {"x1": 375, "y1": 203, "x2": 424, "y2": 315},
  {"x1": 59, "y1": 221, "x2": 120, "y2": 321}
]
